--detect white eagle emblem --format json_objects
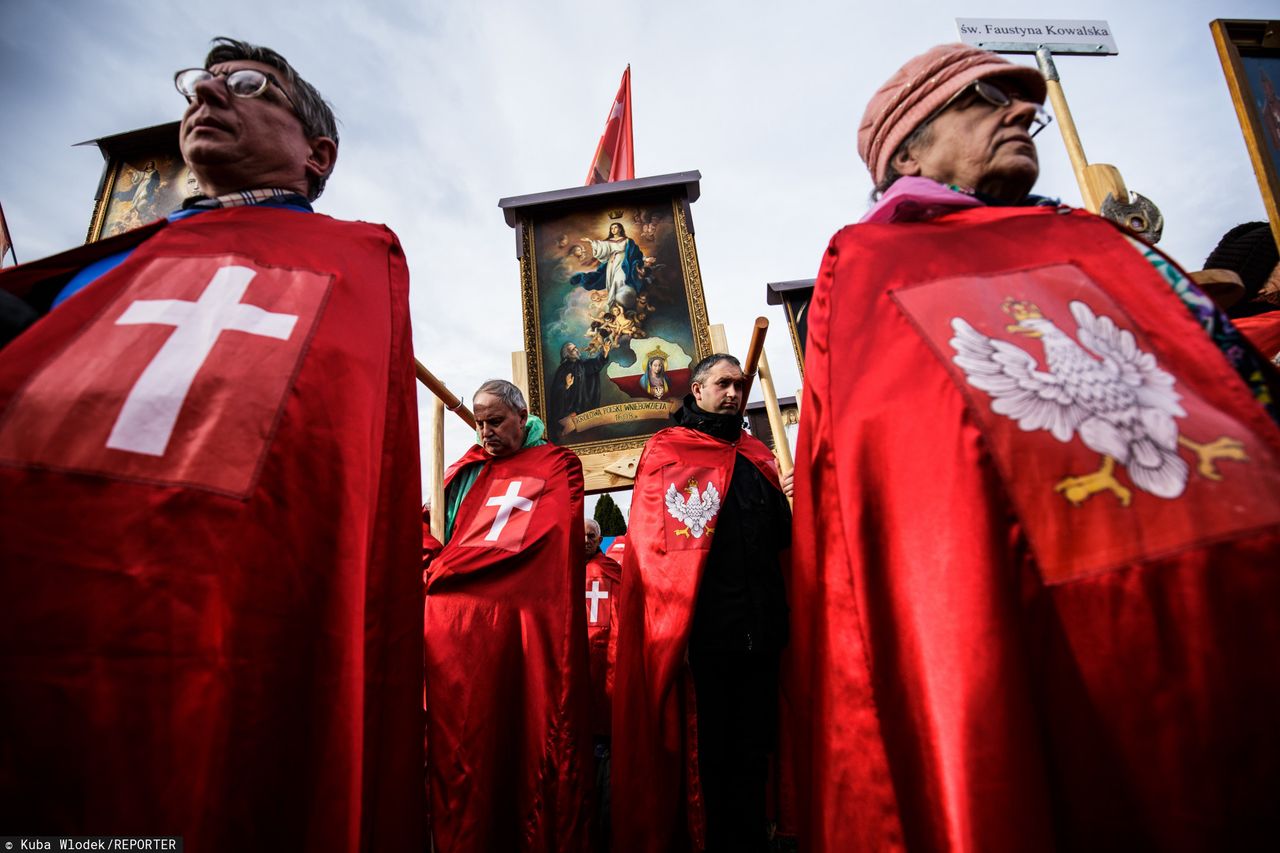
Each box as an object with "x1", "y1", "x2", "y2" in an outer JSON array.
[
  {"x1": 949, "y1": 298, "x2": 1246, "y2": 506},
  {"x1": 665, "y1": 477, "x2": 721, "y2": 538}
]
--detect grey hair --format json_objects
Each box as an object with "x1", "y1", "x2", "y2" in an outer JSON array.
[
  {"x1": 560, "y1": 341, "x2": 578, "y2": 360},
  {"x1": 474, "y1": 379, "x2": 527, "y2": 414},
  {"x1": 871, "y1": 120, "x2": 935, "y2": 200},
  {"x1": 584, "y1": 518, "x2": 601, "y2": 537},
  {"x1": 204, "y1": 37, "x2": 339, "y2": 200},
  {"x1": 691, "y1": 353, "x2": 742, "y2": 386}
]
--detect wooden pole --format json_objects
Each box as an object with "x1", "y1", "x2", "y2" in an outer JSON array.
[
  {"x1": 757, "y1": 348, "x2": 794, "y2": 480},
  {"x1": 414, "y1": 358, "x2": 477, "y2": 429},
  {"x1": 430, "y1": 396, "x2": 446, "y2": 542},
  {"x1": 1035, "y1": 47, "x2": 1126, "y2": 214},
  {"x1": 511, "y1": 351, "x2": 529, "y2": 403},
  {"x1": 740, "y1": 317, "x2": 769, "y2": 409},
  {"x1": 741, "y1": 317, "x2": 768, "y2": 376},
  {"x1": 709, "y1": 323, "x2": 729, "y2": 355},
  {"x1": 1039, "y1": 52, "x2": 1094, "y2": 209}
]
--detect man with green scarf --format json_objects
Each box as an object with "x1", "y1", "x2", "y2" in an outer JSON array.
[{"x1": 422, "y1": 379, "x2": 593, "y2": 852}]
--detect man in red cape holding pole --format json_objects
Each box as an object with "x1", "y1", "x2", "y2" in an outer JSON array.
[
  {"x1": 613, "y1": 354, "x2": 792, "y2": 852},
  {"x1": 422, "y1": 379, "x2": 593, "y2": 851},
  {"x1": 0, "y1": 38, "x2": 422, "y2": 849},
  {"x1": 786, "y1": 43, "x2": 1280, "y2": 851}
]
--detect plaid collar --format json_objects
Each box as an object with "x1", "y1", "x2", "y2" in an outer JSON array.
[{"x1": 182, "y1": 188, "x2": 311, "y2": 210}]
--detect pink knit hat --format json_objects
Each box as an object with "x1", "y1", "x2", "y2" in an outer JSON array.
[{"x1": 858, "y1": 43, "x2": 1048, "y2": 184}]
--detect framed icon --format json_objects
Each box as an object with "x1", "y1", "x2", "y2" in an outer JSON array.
[
  {"x1": 1212, "y1": 19, "x2": 1280, "y2": 248},
  {"x1": 84, "y1": 122, "x2": 198, "y2": 243},
  {"x1": 500, "y1": 172, "x2": 712, "y2": 491}
]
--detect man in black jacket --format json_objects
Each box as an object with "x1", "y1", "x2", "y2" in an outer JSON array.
[{"x1": 675, "y1": 355, "x2": 792, "y2": 851}]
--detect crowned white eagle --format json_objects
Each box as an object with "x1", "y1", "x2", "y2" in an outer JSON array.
[
  {"x1": 949, "y1": 298, "x2": 1245, "y2": 506},
  {"x1": 665, "y1": 478, "x2": 721, "y2": 538}
]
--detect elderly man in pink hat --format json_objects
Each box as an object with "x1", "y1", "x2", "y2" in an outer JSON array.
[{"x1": 784, "y1": 43, "x2": 1280, "y2": 851}]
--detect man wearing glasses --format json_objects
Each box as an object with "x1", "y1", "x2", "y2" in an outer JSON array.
[
  {"x1": 784, "y1": 43, "x2": 1280, "y2": 850},
  {"x1": 174, "y1": 44, "x2": 336, "y2": 212},
  {"x1": 0, "y1": 39, "x2": 423, "y2": 850}
]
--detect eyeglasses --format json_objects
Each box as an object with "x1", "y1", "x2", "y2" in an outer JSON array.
[
  {"x1": 940, "y1": 79, "x2": 1054, "y2": 138},
  {"x1": 174, "y1": 67, "x2": 298, "y2": 114}
]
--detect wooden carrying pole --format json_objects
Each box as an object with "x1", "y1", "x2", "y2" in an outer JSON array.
[
  {"x1": 511, "y1": 351, "x2": 530, "y2": 403},
  {"x1": 739, "y1": 318, "x2": 795, "y2": 502},
  {"x1": 706, "y1": 318, "x2": 793, "y2": 497},
  {"x1": 709, "y1": 323, "x2": 730, "y2": 354},
  {"x1": 740, "y1": 317, "x2": 769, "y2": 406},
  {"x1": 414, "y1": 358, "x2": 477, "y2": 429},
  {"x1": 1035, "y1": 47, "x2": 1126, "y2": 214},
  {"x1": 429, "y1": 397, "x2": 446, "y2": 541},
  {"x1": 756, "y1": 347, "x2": 794, "y2": 481}
]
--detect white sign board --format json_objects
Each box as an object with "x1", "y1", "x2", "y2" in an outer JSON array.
[{"x1": 956, "y1": 18, "x2": 1118, "y2": 55}]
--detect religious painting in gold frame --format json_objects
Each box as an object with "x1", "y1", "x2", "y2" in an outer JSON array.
[
  {"x1": 84, "y1": 122, "x2": 200, "y2": 243},
  {"x1": 500, "y1": 173, "x2": 712, "y2": 492},
  {"x1": 1212, "y1": 19, "x2": 1280, "y2": 249}
]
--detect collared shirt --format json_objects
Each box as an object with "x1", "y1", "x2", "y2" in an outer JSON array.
[{"x1": 180, "y1": 188, "x2": 311, "y2": 211}]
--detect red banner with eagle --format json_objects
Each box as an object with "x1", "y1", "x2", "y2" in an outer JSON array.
[{"x1": 787, "y1": 205, "x2": 1280, "y2": 851}]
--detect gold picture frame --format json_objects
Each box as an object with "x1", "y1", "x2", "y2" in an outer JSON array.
[
  {"x1": 500, "y1": 173, "x2": 712, "y2": 492},
  {"x1": 1212, "y1": 19, "x2": 1280, "y2": 249},
  {"x1": 84, "y1": 122, "x2": 199, "y2": 243}
]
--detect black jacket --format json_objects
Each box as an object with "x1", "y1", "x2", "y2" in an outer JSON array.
[{"x1": 672, "y1": 397, "x2": 791, "y2": 654}]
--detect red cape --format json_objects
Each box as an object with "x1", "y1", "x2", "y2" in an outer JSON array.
[
  {"x1": 1234, "y1": 309, "x2": 1280, "y2": 361},
  {"x1": 586, "y1": 551, "x2": 623, "y2": 737},
  {"x1": 0, "y1": 207, "x2": 423, "y2": 850},
  {"x1": 423, "y1": 441, "x2": 593, "y2": 851},
  {"x1": 612, "y1": 425, "x2": 780, "y2": 852},
  {"x1": 788, "y1": 205, "x2": 1280, "y2": 850},
  {"x1": 605, "y1": 533, "x2": 628, "y2": 561}
]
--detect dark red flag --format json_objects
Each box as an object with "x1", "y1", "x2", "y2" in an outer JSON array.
[
  {"x1": 0, "y1": 207, "x2": 424, "y2": 850},
  {"x1": 585, "y1": 67, "x2": 635, "y2": 185},
  {"x1": 612, "y1": 426, "x2": 780, "y2": 852},
  {"x1": 423, "y1": 442, "x2": 593, "y2": 851},
  {"x1": 787, "y1": 205, "x2": 1280, "y2": 850}
]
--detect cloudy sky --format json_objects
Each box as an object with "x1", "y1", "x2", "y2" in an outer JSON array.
[{"x1": 2, "y1": 0, "x2": 1275, "y2": 508}]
